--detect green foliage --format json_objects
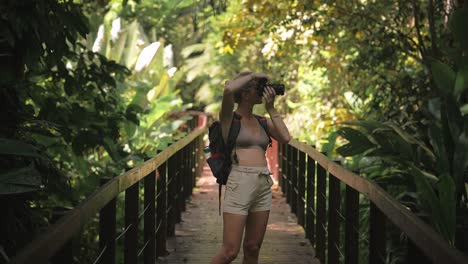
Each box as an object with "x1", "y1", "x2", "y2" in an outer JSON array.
[
  {"x1": 335, "y1": 3, "x2": 468, "y2": 247},
  {"x1": 1, "y1": 0, "x2": 200, "y2": 259}
]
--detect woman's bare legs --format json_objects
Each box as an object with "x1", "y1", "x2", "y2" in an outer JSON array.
[
  {"x1": 242, "y1": 210, "x2": 270, "y2": 264},
  {"x1": 211, "y1": 213, "x2": 248, "y2": 264}
]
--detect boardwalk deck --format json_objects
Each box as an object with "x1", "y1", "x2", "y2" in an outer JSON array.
[{"x1": 159, "y1": 165, "x2": 320, "y2": 264}]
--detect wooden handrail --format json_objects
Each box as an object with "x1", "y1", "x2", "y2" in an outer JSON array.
[
  {"x1": 10, "y1": 120, "x2": 208, "y2": 264},
  {"x1": 288, "y1": 138, "x2": 468, "y2": 263}
]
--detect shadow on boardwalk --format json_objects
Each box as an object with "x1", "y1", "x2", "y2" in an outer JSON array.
[{"x1": 158, "y1": 164, "x2": 320, "y2": 264}]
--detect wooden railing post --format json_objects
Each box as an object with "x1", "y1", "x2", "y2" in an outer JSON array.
[
  {"x1": 278, "y1": 143, "x2": 283, "y2": 188},
  {"x1": 369, "y1": 202, "x2": 386, "y2": 264},
  {"x1": 99, "y1": 177, "x2": 116, "y2": 264},
  {"x1": 183, "y1": 144, "x2": 188, "y2": 201},
  {"x1": 124, "y1": 180, "x2": 139, "y2": 264},
  {"x1": 328, "y1": 160, "x2": 342, "y2": 264},
  {"x1": 305, "y1": 149, "x2": 316, "y2": 243},
  {"x1": 143, "y1": 169, "x2": 156, "y2": 264},
  {"x1": 196, "y1": 136, "x2": 203, "y2": 178},
  {"x1": 156, "y1": 162, "x2": 168, "y2": 257},
  {"x1": 345, "y1": 180, "x2": 359, "y2": 264},
  {"x1": 180, "y1": 147, "x2": 186, "y2": 213},
  {"x1": 50, "y1": 208, "x2": 74, "y2": 264},
  {"x1": 287, "y1": 145, "x2": 293, "y2": 208},
  {"x1": 175, "y1": 150, "x2": 183, "y2": 223},
  {"x1": 292, "y1": 147, "x2": 299, "y2": 216},
  {"x1": 187, "y1": 142, "x2": 193, "y2": 196},
  {"x1": 407, "y1": 239, "x2": 431, "y2": 263},
  {"x1": 298, "y1": 150, "x2": 306, "y2": 227},
  {"x1": 167, "y1": 153, "x2": 176, "y2": 237},
  {"x1": 316, "y1": 160, "x2": 327, "y2": 263},
  {"x1": 281, "y1": 143, "x2": 287, "y2": 194},
  {"x1": 191, "y1": 141, "x2": 196, "y2": 190}
]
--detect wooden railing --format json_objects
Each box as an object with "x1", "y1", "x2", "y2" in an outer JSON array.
[
  {"x1": 279, "y1": 139, "x2": 468, "y2": 264},
  {"x1": 10, "y1": 114, "x2": 208, "y2": 264}
]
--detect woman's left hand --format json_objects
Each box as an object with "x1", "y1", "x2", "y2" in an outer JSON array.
[{"x1": 263, "y1": 86, "x2": 276, "y2": 111}]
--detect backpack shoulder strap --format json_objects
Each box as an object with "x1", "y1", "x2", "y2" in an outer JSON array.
[
  {"x1": 227, "y1": 112, "x2": 241, "y2": 147},
  {"x1": 218, "y1": 112, "x2": 241, "y2": 215},
  {"x1": 254, "y1": 114, "x2": 272, "y2": 147}
]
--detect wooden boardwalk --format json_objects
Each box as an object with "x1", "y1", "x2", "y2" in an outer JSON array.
[{"x1": 159, "y1": 164, "x2": 320, "y2": 264}]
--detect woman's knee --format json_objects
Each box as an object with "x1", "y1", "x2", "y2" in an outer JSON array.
[
  {"x1": 221, "y1": 245, "x2": 240, "y2": 261},
  {"x1": 243, "y1": 242, "x2": 261, "y2": 256}
]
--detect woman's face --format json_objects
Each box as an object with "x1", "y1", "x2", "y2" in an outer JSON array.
[{"x1": 242, "y1": 85, "x2": 263, "y2": 104}]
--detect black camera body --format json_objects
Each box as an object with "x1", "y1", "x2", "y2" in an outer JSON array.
[{"x1": 256, "y1": 77, "x2": 285, "y2": 96}]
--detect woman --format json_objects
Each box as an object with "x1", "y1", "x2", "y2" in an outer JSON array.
[{"x1": 211, "y1": 71, "x2": 291, "y2": 264}]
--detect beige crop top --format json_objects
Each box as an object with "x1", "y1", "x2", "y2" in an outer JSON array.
[{"x1": 235, "y1": 121, "x2": 270, "y2": 151}]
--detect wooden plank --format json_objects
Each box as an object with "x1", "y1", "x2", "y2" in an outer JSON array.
[
  {"x1": 288, "y1": 139, "x2": 468, "y2": 264},
  {"x1": 158, "y1": 163, "x2": 321, "y2": 264}
]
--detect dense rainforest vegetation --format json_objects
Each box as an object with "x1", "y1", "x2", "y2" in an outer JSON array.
[{"x1": 1, "y1": 0, "x2": 467, "y2": 263}]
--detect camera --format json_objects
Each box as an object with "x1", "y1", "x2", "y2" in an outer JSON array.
[{"x1": 256, "y1": 77, "x2": 285, "y2": 96}]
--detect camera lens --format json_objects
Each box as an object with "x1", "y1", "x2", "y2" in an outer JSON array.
[
  {"x1": 255, "y1": 77, "x2": 285, "y2": 96},
  {"x1": 270, "y1": 84, "x2": 285, "y2": 95}
]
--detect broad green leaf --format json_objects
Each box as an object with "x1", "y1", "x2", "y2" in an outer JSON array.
[
  {"x1": 30, "y1": 134, "x2": 60, "y2": 148},
  {"x1": 148, "y1": 73, "x2": 170, "y2": 101},
  {"x1": 428, "y1": 98, "x2": 441, "y2": 120},
  {"x1": 461, "y1": 104, "x2": 468, "y2": 115},
  {"x1": 123, "y1": 122, "x2": 138, "y2": 139},
  {"x1": 181, "y1": 43, "x2": 206, "y2": 59},
  {"x1": 444, "y1": 99, "x2": 463, "y2": 140},
  {"x1": 336, "y1": 127, "x2": 376, "y2": 156},
  {"x1": 437, "y1": 174, "x2": 456, "y2": 245},
  {"x1": 103, "y1": 137, "x2": 122, "y2": 162},
  {"x1": 411, "y1": 166, "x2": 443, "y2": 236},
  {"x1": 449, "y1": 4, "x2": 468, "y2": 51},
  {"x1": 129, "y1": 82, "x2": 152, "y2": 108},
  {"x1": 452, "y1": 132, "x2": 468, "y2": 196},
  {"x1": 454, "y1": 55, "x2": 468, "y2": 99},
  {"x1": 338, "y1": 120, "x2": 382, "y2": 133},
  {"x1": 322, "y1": 131, "x2": 337, "y2": 158},
  {"x1": 176, "y1": 0, "x2": 198, "y2": 8},
  {"x1": 122, "y1": 20, "x2": 142, "y2": 69},
  {"x1": 0, "y1": 164, "x2": 42, "y2": 195},
  {"x1": 428, "y1": 124, "x2": 451, "y2": 176},
  {"x1": 386, "y1": 123, "x2": 435, "y2": 160},
  {"x1": 0, "y1": 138, "x2": 43, "y2": 158},
  {"x1": 144, "y1": 95, "x2": 183, "y2": 128},
  {"x1": 109, "y1": 27, "x2": 128, "y2": 63},
  {"x1": 430, "y1": 59, "x2": 456, "y2": 97}
]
